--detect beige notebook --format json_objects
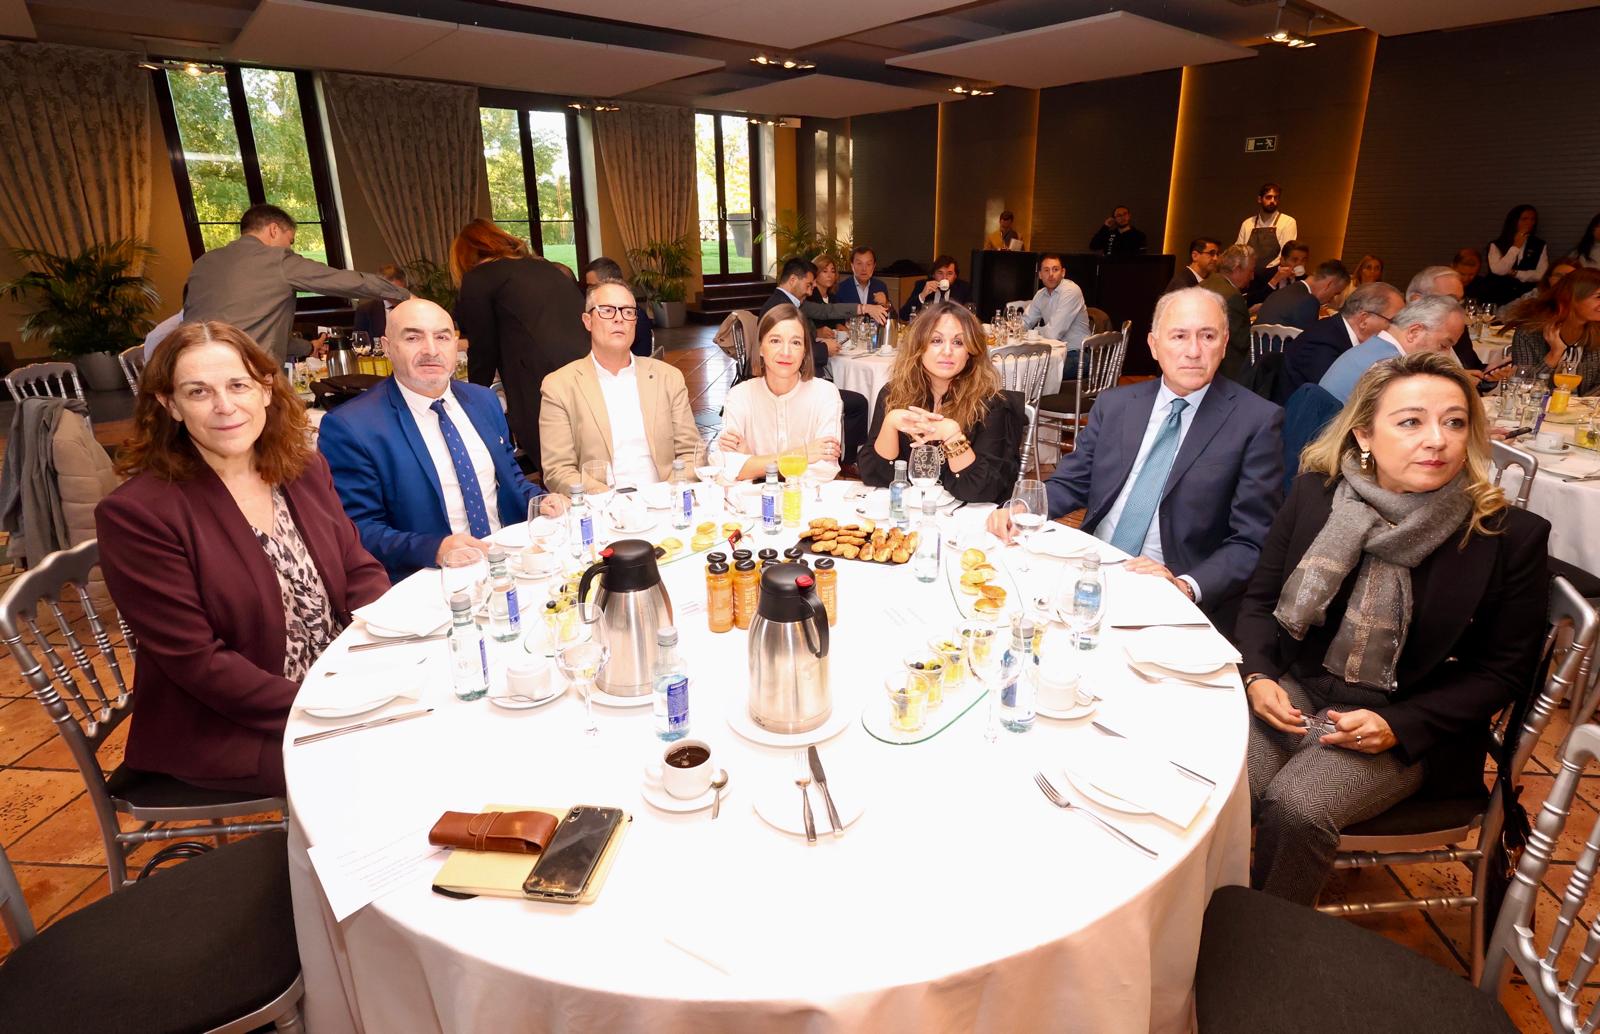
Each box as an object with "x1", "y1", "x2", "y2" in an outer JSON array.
[{"x1": 431, "y1": 804, "x2": 631, "y2": 903}]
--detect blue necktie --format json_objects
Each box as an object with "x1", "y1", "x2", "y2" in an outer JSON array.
[
  {"x1": 431, "y1": 398, "x2": 492, "y2": 539},
  {"x1": 1107, "y1": 397, "x2": 1189, "y2": 557}
]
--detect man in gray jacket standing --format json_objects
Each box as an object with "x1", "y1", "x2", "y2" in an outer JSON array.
[{"x1": 183, "y1": 204, "x2": 409, "y2": 362}]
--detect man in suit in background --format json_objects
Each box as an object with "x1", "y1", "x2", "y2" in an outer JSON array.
[
  {"x1": 1200, "y1": 244, "x2": 1255, "y2": 380},
  {"x1": 352, "y1": 264, "x2": 408, "y2": 340},
  {"x1": 540, "y1": 279, "x2": 700, "y2": 495},
  {"x1": 1089, "y1": 206, "x2": 1148, "y2": 256},
  {"x1": 833, "y1": 246, "x2": 890, "y2": 308},
  {"x1": 184, "y1": 204, "x2": 408, "y2": 363},
  {"x1": 900, "y1": 255, "x2": 973, "y2": 319},
  {"x1": 1318, "y1": 294, "x2": 1466, "y2": 404},
  {"x1": 988, "y1": 287, "x2": 1284, "y2": 621},
  {"x1": 584, "y1": 257, "x2": 654, "y2": 358},
  {"x1": 1277, "y1": 281, "x2": 1403, "y2": 403},
  {"x1": 1255, "y1": 259, "x2": 1350, "y2": 331},
  {"x1": 1164, "y1": 237, "x2": 1221, "y2": 294},
  {"x1": 319, "y1": 298, "x2": 565, "y2": 581}
]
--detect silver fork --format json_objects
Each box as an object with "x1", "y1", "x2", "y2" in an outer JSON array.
[
  {"x1": 1033, "y1": 772, "x2": 1158, "y2": 859},
  {"x1": 794, "y1": 751, "x2": 817, "y2": 844},
  {"x1": 1127, "y1": 664, "x2": 1229, "y2": 688}
]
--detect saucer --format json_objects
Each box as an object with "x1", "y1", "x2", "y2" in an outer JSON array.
[
  {"x1": 587, "y1": 685, "x2": 655, "y2": 709},
  {"x1": 725, "y1": 701, "x2": 853, "y2": 747},
  {"x1": 607, "y1": 516, "x2": 658, "y2": 536},
  {"x1": 303, "y1": 695, "x2": 402, "y2": 720},
  {"x1": 1035, "y1": 696, "x2": 1099, "y2": 721},
  {"x1": 1527, "y1": 441, "x2": 1572, "y2": 455},
  {"x1": 752, "y1": 776, "x2": 865, "y2": 837},
  {"x1": 640, "y1": 769, "x2": 730, "y2": 813}
]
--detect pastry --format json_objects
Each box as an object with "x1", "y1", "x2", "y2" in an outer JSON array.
[{"x1": 961, "y1": 548, "x2": 987, "y2": 570}]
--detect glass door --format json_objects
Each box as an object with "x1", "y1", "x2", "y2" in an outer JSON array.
[{"x1": 695, "y1": 113, "x2": 761, "y2": 279}]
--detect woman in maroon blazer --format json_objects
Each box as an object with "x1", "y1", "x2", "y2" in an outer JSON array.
[{"x1": 95, "y1": 321, "x2": 389, "y2": 797}]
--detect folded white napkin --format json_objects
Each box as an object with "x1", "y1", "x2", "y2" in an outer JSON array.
[
  {"x1": 608, "y1": 494, "x2": 646, "y2": 528},
  {"x1": 1065, "y1": 736, "x2": 1210, "y2": 827},
  {"x1": 353, "y1": 570, "x2": 450, "y2": 638},
  {"x1": 298, "y1": 656, "x2": 431, "y2": 712},
  {"x1": 1022, "y1": 527, "x2": 1113, "y2": 560},
  {"x1": 1103, "y1": 567, "x2": 1208, "y2": 628},
  {"x1": 1122, "y1": 626, "x2": 1241, "y2": 673}
]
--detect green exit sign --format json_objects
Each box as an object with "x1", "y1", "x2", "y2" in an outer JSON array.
[{"x1": 1246, "y1": 135, "x2": 1278, "y2": 153}]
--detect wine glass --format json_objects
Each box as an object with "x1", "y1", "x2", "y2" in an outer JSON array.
[
  {"x1": 909, "y1": 443, "x2": 943, "y2": 508},
  {"x1": 1058, "y1": 559, "x2": 1106, "y2": 650},
  {"x1": 523, "y1": 505, "x2": 566, "y2": 577},
  {"x1": 582, "y1": 460, "x2": 615, "y2": 509},
  {"x1": 960, "y1": 621, "x2": 1003, "y2": 744},
  {"x1": 1007, "y1": 479, "x2": 1048, "y2": 573},
  {"x1": 558, "y1": 603, "x2": 610, "y2": 737},
  {"x1": 440, "y1": 546, "x2": 488, "y2": 611}
]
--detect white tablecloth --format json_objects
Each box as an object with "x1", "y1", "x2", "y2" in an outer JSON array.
[
  {"x1": 1494, "y1": 399, "x2": 1600, "y2": 573},
  {"x1": 833, "y1": 339, "x2": 1071, "y2": 421},
  {"x1": 1472, "y1": 329, "x2": 1515, "y2": 366},
  {"x1": 285, "y1": 483, "x2": 1250, "y2": 1034}
]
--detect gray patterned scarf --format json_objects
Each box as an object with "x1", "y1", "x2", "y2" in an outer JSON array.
[{"x1": 1273, "y1": 455, "x2": 1471, "y2": 691}]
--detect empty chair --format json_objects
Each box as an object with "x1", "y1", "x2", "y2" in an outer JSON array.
[
  {"x1": 1250, "y1": 322, "x2": 1301, "y2": 366},
  {"x1": 990, "y1": 343, "x2": 1053, "y2": 477},
  {"x1": 0, "y1": 830, "x2": 305, "y2": 1033},
  {"x1": 1085, "y1": 306, "x2": 1112, "y2": 333},
  {"x1": 117, "y1": 345, "x2": 146, "y2": 393},
  {"x1": 0, "y1": 540, "x2": 285, "y2": 892}
]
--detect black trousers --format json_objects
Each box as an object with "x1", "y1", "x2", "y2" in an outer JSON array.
[{"x1": 841, "y1": 389, "x2": 868, "y2": 469}]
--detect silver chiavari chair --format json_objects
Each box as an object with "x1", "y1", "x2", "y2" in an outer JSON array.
[
  {"x1": 1032, "y1": 324, "x2": 1128, "y2": 472},
  {"x1": 117, "y1": 345, "x2": 147, "y2": 393},
  {"x1": 990, "y1": 343, "x2": 1053, "y2": 478},
  {"x1": 1249, "y1": 322, "x2": 1301, "y2": 366},
  {"x1": 5, "y1": 361, "x2": 90, "y2": 429}
]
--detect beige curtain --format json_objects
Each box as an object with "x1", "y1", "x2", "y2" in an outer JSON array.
[
  {"x1": 0, "y1": 43, "x2": 151, "y2": 266},
  {"x1": 594, "y1": 104, "x2": 698, "y2": 258},
  {"x1": 322, "y1": 73, "x2": 481, "y2": 269}
]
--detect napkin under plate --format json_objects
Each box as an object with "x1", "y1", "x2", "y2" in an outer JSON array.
[
  {"x1": 1066, "y1": 736, "x2": 1210, "y2": 827},
  {"x1": 354, "y1": 570, "x2": 451, "y2": 638},
  {"x1": 298, "y1": 656, "x2": 432, "y2": 713},
  {"x1": 1122, "y1": 626, "x2": 1241, "y2": 673}
]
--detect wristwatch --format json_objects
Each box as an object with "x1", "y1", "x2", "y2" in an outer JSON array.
[{"x1": 1243, "y1": 673, "x2": 1275, "y2": 690}]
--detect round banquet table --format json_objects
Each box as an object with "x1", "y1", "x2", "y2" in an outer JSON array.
[
  {"x1": 284, "y1": 482, "x2": 1250, "y2": 1034},
  {"x1": 1491, "y1": 395, "x2": 1600, "y2": 574},
  {"x1": 832, "y1": 338, "x2": 1071, "y2": 422}
]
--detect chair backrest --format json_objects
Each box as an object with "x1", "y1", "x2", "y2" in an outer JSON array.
[
  {"x1": 1085, "y1": 306, "x2": 1112, "y2": 334},
  {"x1": 1004, "y1": 300, "x2": 1028, "y2": 318},
  {"x1": 1280, "y1": 382, "x2": 1344, "y2": 493},
  {"x1": 5, "y1": 361, "x2": 86, "y2": 407},
  {"x1": 0, "y1": 540, "x2": 138, "y2": 870},
  {"x1": 117, "y1": 345, "x2": 146, "y2": 393},
  {"x1": 0, "y1": 839, "x2": 35, "y2": 948},
  {"x1": 990, "y1": 343, "x2": 1053, "y2": 410},
  {"x1": 1492, "y1": 439, "x2": 1539, "y2": 509},
  {"x1": 1250, "y1": 323, "x2": 1301, "y2": 366},
  {"x1": 1078, "y1": 330, "x2": 1128, "y2": 398}
]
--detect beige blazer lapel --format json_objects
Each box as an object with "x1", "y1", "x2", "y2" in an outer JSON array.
[
  {"x1": 574, "y1": 361, "x2": 614, "y2": 461},
  {"x1": 636, "y1": 359, "x2": 667, "y2": 478}
]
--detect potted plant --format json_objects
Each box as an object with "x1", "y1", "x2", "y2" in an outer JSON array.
[
  {"x1": 758, "y1": 211, "x2": 851, "y2": 273},
  {"x1": 626, "y1": 235, "x2": 696, "y2": 328},
  {"x1": 403, "y1": 257, "x2": 458, "y2": 312},
  {"x1": 1, "y1": 239, "x2": 159, "y2": 391}
]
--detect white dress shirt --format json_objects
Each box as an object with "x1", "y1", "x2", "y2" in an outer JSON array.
[
  {"x1": 717, "y1": 375, "x2": 843, "y2": 482},
  {"x1": 1023, "y1": 280, "x2": 1092, "y2": 350},
  {"x1": 1096, "y1": 380, "x2": 1210, "y2": 599},
  {"x1": 1343, "y1": 315, "x2": 1364, "y2": 350},
  {"x1": 1487, "y1": 242, "x2": 1548, "y2": 283},
  {"x1": 1235, "y1": 213, "x2": 1300, "y2": 267},
  {"x1": 395, "y1": 380, "x2": 503, "y2": 534},
  {"x1": 591, "y1": 354, "x2": 661, "y2": 488}
]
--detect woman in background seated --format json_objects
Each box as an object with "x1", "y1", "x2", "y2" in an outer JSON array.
[
  {"x1": 1336, "y1": 254, "x2": 1383, "y2": 308},
  {"x1": 96, "y1": 322, "x2": 389, "y2": 797},
  {"x1": 717, "y1": 304, "x2": 842, "y2": 482},
  {"x1": 860, "y1": 301, "x2": 1024, "y2": 505},
  {"x1": 1507, "y1": 267, "x2": 1600, "y2": 395},
  {"x1": 810, "y1": 255, "x2": 841, "y2": 307},
  {"x1": 1237, "y1": 351, "x2": 1547, "y2": 904}
]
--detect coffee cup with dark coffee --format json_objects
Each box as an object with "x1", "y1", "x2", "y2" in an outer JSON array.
[{"x1": 655, "y1": 739, "x2": 714, "y2": 799}]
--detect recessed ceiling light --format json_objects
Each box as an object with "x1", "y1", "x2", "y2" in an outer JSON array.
[
  {"x1": 949, "y1": 84, "x2": 995, "y2": 97},
  {"x1": 750, "y1": 54, "x2": 814, "y2": 71}
]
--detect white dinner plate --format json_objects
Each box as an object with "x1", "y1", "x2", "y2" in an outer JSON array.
[
  {"x1": 488, "y1": 685, "x2": 564, "y2": 710},
  {"x1": 1122, "y1": 627, "x2": 1240, "y2": 675},
  {"x1": 1035, "y1": 696, "x2": 1099, "y2": 721},
  {"x1": 1527, "y1": 441, "x2": 1572, "y2": 456},
  {"x1": 751, "y1": 773, "x2": 864, "y2": 837},
  {"x1": 640, "y1": 770, "x2": 731, "y2": 814},
  {"x1": 1060, "y1": 764, "x2": 1152, "y2": 816},
  {"x1": 725, "y1": 701, "x2": 853, "y2": 748},
  {"x1": 302, "y1": 695, "x2": 400, "y2": 720},
  {"x1": 361, "y1": 618, "x2": 448, "y2": 640},
  {"x1": 607, "y1": 516, "x2": 658, "y2": 536}
]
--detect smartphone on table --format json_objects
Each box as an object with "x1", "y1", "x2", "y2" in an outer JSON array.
[{"x1": 522, "y1": 806, "x2": 625, "y2": 902}]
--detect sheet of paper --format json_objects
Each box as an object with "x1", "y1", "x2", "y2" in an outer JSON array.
[{"x1": 306, "y1": 823, "x2": 445, "y2": 923}]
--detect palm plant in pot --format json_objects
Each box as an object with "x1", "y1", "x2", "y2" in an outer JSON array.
[
  {"x1": 626, "y1": 235, "x2": 696, "y2": 328},
  {"x1": 1, "y1": 239, "x2": 159, "y2": 391}
]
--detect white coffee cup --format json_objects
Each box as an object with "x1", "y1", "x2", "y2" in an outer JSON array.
[
  {"x1": 863, "y1": 490, "x2": 891, "y2": 521},
  {"x1": 518, "y1": 549, "x2": 562, "y2": 580},
  {"x1": 640, "y1": 482, "x2": 672, "y2": 510},
  {"x1": 505, "y1": 657, "x2": 552, "y2": 699},
  {"x1": 1536, "y1": 429, "x2": 1564, "y2": 452},
  {"x1": 937, "y1": 278, "x2": 951, "y2": 292},
  {"x1": 652, "y1": 739, "x2": 714, "y2": 799}
]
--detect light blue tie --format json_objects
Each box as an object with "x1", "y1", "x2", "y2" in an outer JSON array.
[
  {"x1": 1107, "y1": 398, "x2": 1189, "y2": 557},
  {"x1": 431, "y1": 398, "x2": 493, "y2": 539}
]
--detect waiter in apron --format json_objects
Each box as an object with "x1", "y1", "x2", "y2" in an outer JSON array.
[{"x1": 1236, "y1": 182, "x2": 1299, "y2": 276}]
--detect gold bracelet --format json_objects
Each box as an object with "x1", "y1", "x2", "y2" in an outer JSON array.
[{"x1": 941, "y1": 435, "x2": 971, "y2": 460}]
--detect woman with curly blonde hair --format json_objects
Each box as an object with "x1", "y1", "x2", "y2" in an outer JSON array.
[
  {"x1": 859, "y1": 301, "x2": 1024, "y2": 504},
  {"x1": 1236, "y1": 349, "x2": 1549, "y2": 904}
]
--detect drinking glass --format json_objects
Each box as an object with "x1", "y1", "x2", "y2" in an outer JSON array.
[
  {"x1": 440, "y1": 546, "x2": 488, "y2": 610},
  {"x1": 1007, "y1": 479, "x2": 1048, "y2": 572},
  {"x1": 523, "y1": 510, "x2": 566, "y2": 577},
  {"x1": 961, "y1": 621, "x2": 1003, "y2": 743},
  {"x1": 885, "y1": 672, "x2": 928, "y2": 733},
  {"x1": 558, "y1": 603, "x2": 610, "y2": 737},
  {"x1": 582, "y1": 460, "x2": 615, "y2": 510},
  {"x1": 1058, "y1": 558, "x2": 1106, "y2": 650},
  {"x1": 909, "y1": 443, "x2": 943, "y2": 504}
]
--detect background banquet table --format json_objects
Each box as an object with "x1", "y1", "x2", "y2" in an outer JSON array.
[
  {"x1": 832, "y1": 337, "x2": 1070, "y2": 421},
  {"x1": 1493, "y1": 396, "x2": 1600, "y2": 574},
  {"x1": 284, "y1": 482, "x2": 1249, "y2": 1034}
]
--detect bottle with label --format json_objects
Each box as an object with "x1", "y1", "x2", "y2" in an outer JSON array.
[
  {"x1": 912, "y1": 495, "x2": 942, "y2": 583},
  {"x1": 653, "y1": 626, "x2": 690, "y2": 741},
  {"x1": 448, "y1": 592, "x2": 488, "y2": 701},
  {"x1": 706, "y1": 561, "x2": 734, "y2": 633},
  {"x1": 1070, "y1": 555, "x2": 1106, "y2": 651},
  {"x1": 761, "y1": 463, "x2": 782, "y2": 536},
  {"x1": 813, "y1": 557, "x2": 837, "y2": 626},
  {"x1": 732, "y1": 559, "x2": 759, "y2": 629},
  {"x1": 889, "y1": 460, "x2": 910, "y2": 530},
  {"x1": 670, "y1": 459, "x2": 694, "y2": 530},
  {"x1": 568, "y1": 485, "x2": 594, "y2": 563},
  {"x1": 998, "y1": 614, "x2": 1036, "y2": 733},
  {"x1": 486, "y1": 549, "x2": 521, "y2": 641}
]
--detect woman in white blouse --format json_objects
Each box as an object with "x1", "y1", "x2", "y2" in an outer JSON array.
[
  {"x1": 1484, "y1": 204, "x2": 1548, "y2": 306},
  {"x1": 716, "y1": 304, "x2": 843, "y2": 481}
]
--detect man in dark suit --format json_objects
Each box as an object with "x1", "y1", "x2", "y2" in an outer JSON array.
[
  {"x1": 1089, "y1": 206, "x2": 1147, "y2": 256},
  {"x1": 1164, "y1": 237, "x2": 1220, "y2": 294},
  {"x1": 988, "y1": 287, "x2": 1284, "y2": 620},
  {"x1": 833, "y1": 245, "x2": 890, "y2": 307},
  {"x1": 352, "y1": 263, "x2": 408, "y2": 340},
  {"x1": 899, "y1": 255, "x2": 973, "y2": 319},
  {"x1": 1200, "y1": 244, "x2": 1256, "y2": 380},
  {"x1": 319, "y1": 298, "x2": 565, "y2": 581},
  {"x1": 1277, "y1": 281, "x2": 1403, "y2": 403},
  {"x1": 1255, "y1": 259, "x2": 1350, "y2": 331}
]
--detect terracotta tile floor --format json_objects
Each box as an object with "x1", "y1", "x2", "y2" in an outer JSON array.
[{"x1": 0, "y1": 326, "x2": 1575, "y2": 1030}]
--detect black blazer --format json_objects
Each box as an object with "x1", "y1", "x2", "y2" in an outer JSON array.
[
  {"x1": 899, "y1": 278, "x2": 973, "y2": 320},
  {"x1": 1278, "y1": 313, "x2": 1355, "y2": 404},
  {"x1": 1236, "y1": 474, "x2": 1550, "y2": 790},
  {"x1": 1255, "y1": 280, "x2": 1319, "y2": 331},
  {"x1": 457, "y1": 257, "x2": 591, "y2": 466},
  {"x1": 352, "y1": 297, "x2": 387, "y2": 340},
  {"x1": 859, "y1": 388, "x2": 1024, "y2": 505},
  {"x1": 1163, "y1": 267, "x2": 1201, "y2": 295}
]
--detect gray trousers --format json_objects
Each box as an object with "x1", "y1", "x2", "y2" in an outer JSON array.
[{"x1": 1248, "y1": 673, "x2": 1426, "y2": 904}]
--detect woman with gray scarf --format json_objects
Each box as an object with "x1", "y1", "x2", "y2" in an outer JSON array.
[{"x1": 1236, "y1": 351, "x2": 1549, "y2": 904}]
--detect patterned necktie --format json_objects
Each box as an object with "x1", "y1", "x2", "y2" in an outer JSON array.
[
  {"x1": 430, "y1": 398, "x2": 492, "y2": 538},
  {"x1": 1107, "y1": 398, "x2": 1189, "y2": 557}
]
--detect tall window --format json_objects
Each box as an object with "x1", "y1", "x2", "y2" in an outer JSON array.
[
  {"x1": 478, "y1": 107, "x2": 588, "y2": 274},
  {"x1": 155, "y1": 64, "x2": 344, "y2": 266}
]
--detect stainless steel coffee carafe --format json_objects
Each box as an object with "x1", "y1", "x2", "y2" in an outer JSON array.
[
  {"x1": 577, "y1": 540, "x2": 673, "y2": 696},
  {"x1": 747, "y1": 563, "x2": 831, "y2": 732}
]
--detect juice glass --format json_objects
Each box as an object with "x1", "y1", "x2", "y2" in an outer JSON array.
[{"x1": 886, "y1": 673, "x2": 928, "y2": 733}]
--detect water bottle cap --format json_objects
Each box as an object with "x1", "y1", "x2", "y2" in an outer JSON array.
[
  {"x1": 450, "y1": 592, "x2": 472, "y2": 611},
  {"x1": 656, "y1": 625, "x2": 678, "y2": 646},
  {"x1": 487, "y1": 548, "x2": 507, "y2": 563}
]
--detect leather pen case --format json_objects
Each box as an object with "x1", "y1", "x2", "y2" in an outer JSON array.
[{"x1": 428, "y1": 810, "x2": 559, "y2": 854}]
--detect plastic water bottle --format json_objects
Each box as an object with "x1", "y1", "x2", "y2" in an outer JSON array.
[
  {"x1": 1071, "y1": 555, "x2": 1105, "y2": 651},
  {"x1": 761, "y1": 463, "x2": 782, "y2": 536},
  {"x1": 653, "y1": 626, "x2": 690, "y2": 741},
  {"x1": 889, "y1": 460, "x2": 910, "y2": 530},
  {"x1": 447, "y1": 592, "x2": 488, "y2": 701},
  {"x1": 670, "y1": 459, "x2": 693, "y2": 530},
  {"x1": 568, "y1": 484, "x2": 594, "y2": 563},
  {"x1": 999, "y1": 614, "x2": 1036, "y2": 732},
  {"x1": 486, "y1": 549, "x2": 521, "y2": 641},
  {"x1": 912, "y1": 495, "x2": 941, "y2": 583}
]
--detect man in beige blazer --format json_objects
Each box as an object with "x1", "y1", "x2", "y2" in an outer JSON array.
[{"x1": 540, "y1": 279, "x2": 700, "y2": 495}]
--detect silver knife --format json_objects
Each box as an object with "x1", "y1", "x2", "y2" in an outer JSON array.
[
  {"x1": 807, "y1": 745, "x2": 844, "y2": 837},
  {"x1": 1091, "y1": 720, "x2": 1216, "y2": 787},
  {"x1": 294, "y1": 708, "x2": 433, "y2": 746},
  {"x1": 349, "y1": 633, "x2": 447, "y2": 652}
]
